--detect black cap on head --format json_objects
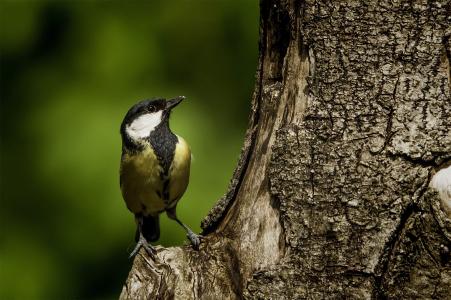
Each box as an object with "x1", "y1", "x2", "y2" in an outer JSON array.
[{"x1": 120, "y1": 96, "x2": 186, "y2": 135}]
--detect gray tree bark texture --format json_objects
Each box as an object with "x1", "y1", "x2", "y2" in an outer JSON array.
[{"x1": 120, "y1": 0, "x2": 451, "y2": 299}]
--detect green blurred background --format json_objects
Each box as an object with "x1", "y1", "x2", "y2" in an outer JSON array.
[{"x1": 0, "y1": 1, "x2": 258, "y2": 299}]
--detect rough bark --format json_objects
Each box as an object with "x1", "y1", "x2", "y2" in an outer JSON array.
[{"x1": 120, "y1": 0, "x2": 451, "y2": 299}]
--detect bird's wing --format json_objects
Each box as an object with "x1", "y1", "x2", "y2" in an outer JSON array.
[{"x1": 167, "y1": 135, "x2": 191, "y2": 208}]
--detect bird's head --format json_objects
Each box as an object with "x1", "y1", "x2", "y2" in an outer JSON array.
[{"x1": 121, "y1": 96, "x2": 185, "y2": 141}]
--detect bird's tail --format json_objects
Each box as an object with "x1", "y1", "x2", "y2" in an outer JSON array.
[{"x1": 136, "y1": 214, "x2": 160, "y2": 242}]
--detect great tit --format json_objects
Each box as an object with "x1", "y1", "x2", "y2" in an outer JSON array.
[{"x1": 119, "y1": 96, "x2": 200, "y2": 258}]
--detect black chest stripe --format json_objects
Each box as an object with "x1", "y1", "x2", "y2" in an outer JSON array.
[
  {"x1": 147, "y1": 123, "x2": 178, "y2": 178},
  {"x1": 162, "y1": 179, "x2": 170, "y2": 202}
]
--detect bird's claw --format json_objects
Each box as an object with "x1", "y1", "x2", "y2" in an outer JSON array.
[
  {"x1": 187, "y1": 231, "x2": 201, "y2": 250},
  {"x1": 129, "y1": 235, "x2": 156, "y2": 259}
]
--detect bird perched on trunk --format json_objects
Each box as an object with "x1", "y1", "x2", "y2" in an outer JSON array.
[{"x1": 119, "y1": 96, "x2": 200, "y2": 258}]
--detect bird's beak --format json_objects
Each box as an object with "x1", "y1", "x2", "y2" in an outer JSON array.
[{"x1": 166, "y1": 96, "x2": 185, "y2": 110}]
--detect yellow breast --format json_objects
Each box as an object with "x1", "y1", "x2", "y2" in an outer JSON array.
[
  {"x1": 120, "y1": 145, "x2": 165, "y2": 215},
  {"x1": 120, "y1": 136, "x2": 191, "y2": 215}
]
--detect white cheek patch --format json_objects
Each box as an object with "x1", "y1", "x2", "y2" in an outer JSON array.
[{"x1": 126, "y1": 111, "x2": 163, "y2": 139}]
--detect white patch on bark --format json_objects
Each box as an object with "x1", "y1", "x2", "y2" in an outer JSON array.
[{"x1": 430, "y1": 166, "x2": 451, "y2": 217}]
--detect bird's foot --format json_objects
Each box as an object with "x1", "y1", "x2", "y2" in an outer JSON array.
[
  {"x1": 186, "y1": 230, "x2": 201, "y2": 250},
  {"x1": 129, "y1": 235, "x2": 156, "y2": 259}
]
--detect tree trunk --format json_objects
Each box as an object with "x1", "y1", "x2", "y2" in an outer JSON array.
[{"x1": 120, "y1": 0, "x2": 451, "y2": 298}]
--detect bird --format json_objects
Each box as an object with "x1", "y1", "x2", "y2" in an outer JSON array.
[{"x1": 119, "y1": 96, "x2": 200, "y2": 258}]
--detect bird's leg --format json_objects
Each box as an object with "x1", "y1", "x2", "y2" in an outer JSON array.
[
  {"x1": 175, "y1": 218, "x2": 201, "y2": 249},
  {"x1": 166, "y1": 208, "x2": 201, "y2": 249},
  {"x1": 130, "y1": 216, "x2": 156, "y2": 259}
]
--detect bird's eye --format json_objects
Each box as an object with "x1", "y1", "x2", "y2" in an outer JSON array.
[{"x1": 148, "y1": 106, "x2": 155, "y2": 113}]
